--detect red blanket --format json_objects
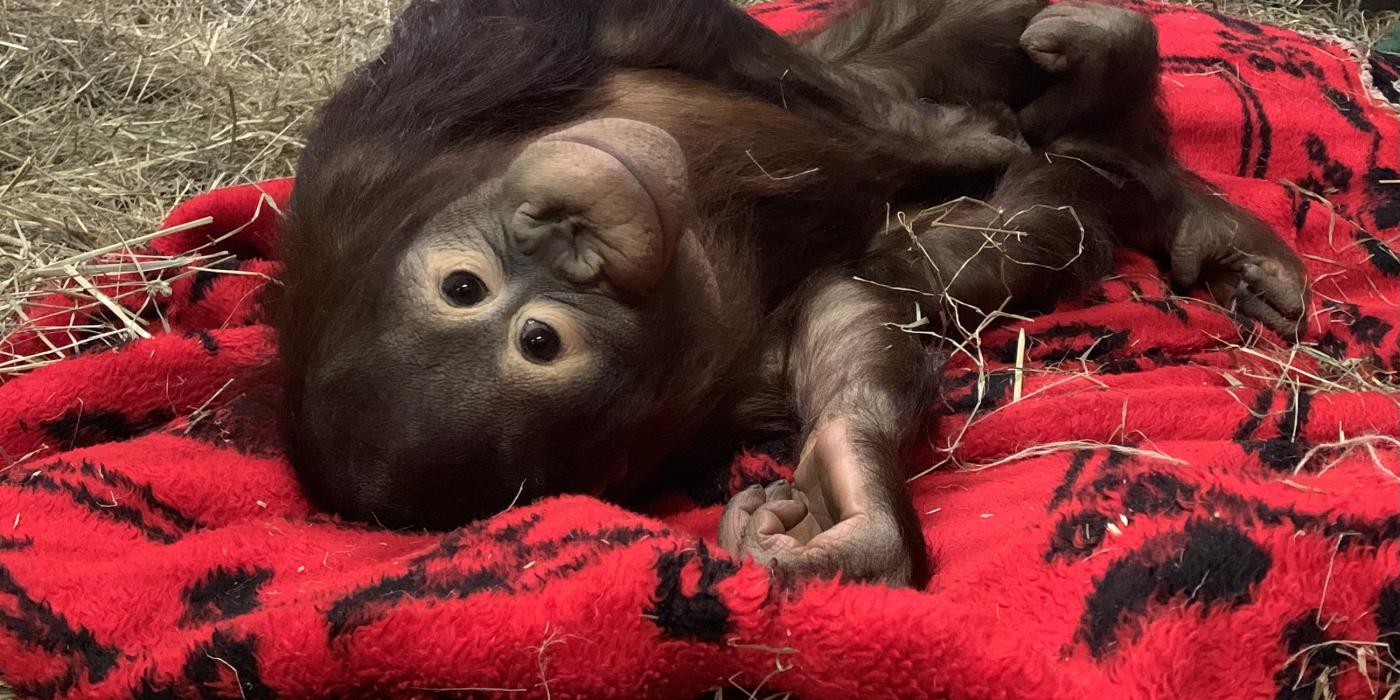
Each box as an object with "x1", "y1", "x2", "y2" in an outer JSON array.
[{"x1": 2, "y1": 2, "x2": 1398, "y2": 698}]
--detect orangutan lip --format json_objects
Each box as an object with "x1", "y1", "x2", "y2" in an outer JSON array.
[{"x1": 590, "y1": 446, "x2": 633, "y2": 498}]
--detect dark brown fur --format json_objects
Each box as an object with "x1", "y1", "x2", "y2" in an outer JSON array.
[
  {"x1": 715, "y1": 2, "x2": 1303, "y2": 585},
  {"x1": 280, "y1": 0, "x2": 1307, "y2": 585}
]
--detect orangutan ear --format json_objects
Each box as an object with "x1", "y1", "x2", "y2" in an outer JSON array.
[{"x1": 501, "y1": 118, "x2": 691, "y2": 296}]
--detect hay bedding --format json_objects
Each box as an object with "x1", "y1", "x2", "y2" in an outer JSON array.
[{"x1": 0, "y1": 0, "x2": 1398, "y2": 697}]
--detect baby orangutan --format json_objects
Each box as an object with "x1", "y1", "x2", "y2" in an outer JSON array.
[{"x1": 278, "y1": 0, "x2": 1307, "y2": 586}]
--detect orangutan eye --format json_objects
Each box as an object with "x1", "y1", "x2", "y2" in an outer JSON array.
[
  {"x1": 519, "y1": 319, "x2": 561, "y2": 363},
  {"x1": 441, "y1": 271, "x2": 488, "y2": 307}
]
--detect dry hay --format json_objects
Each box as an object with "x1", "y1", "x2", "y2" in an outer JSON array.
[
  {"x1": 1, "y1": 0, "x2": 398, "y2": 247},
  {"x1": 0, "y1": 0, "x2": 1398, "y2": 697},
  {"x1": 0, "y1": 0, "x2": 401, "y2": 378},
  {"x1": 1183, "y1": 0, "x2": 1398, "y2": 46}
]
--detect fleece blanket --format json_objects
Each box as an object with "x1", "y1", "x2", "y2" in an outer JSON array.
[{"x1": 2, "y1": 2, "x2": 1398, "y2": 698}]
